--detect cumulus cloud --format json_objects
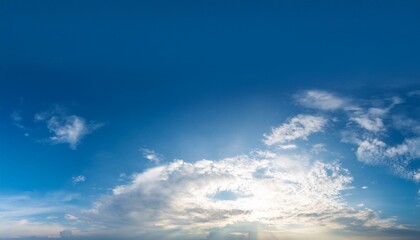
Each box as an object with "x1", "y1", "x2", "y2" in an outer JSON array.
[
  {"x1": 3, "y1": 89, "x2": 420, "y2": 239},
  {"x1": 84, "y1": 151, "x2": 398, "y2": 238},
  {"x1": 263, "y1": 114, "x2": 327, "y2": 145},
  {"x1": 35, "y1": 109, "x2": 102, "y2": 149},
  {"x1": 295, "y1": 90, "x2": 349, "y2": 111}
]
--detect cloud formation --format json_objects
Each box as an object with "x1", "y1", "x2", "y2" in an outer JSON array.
[
  {"x1": 263, "y1": 114, "x2": 327, "y2": 146},
  {"x1": 356, "y1": 138, "x2": 420, "y2": 181},
  {"x1": 72, "y1": 175, "x2": 86, "y2": 184},
  {"x1": 35, "y1": 108, "x2": 102, "y2": 149},
  {"x1": 295, "y1": 90, "x2": 349, "y2": 111},
  {"x1": 84, "y1": 151, "x2": 397, "y2": 238},
  {"x1": 140, "y1": 148, "x2": 163, "y2": 163},
  {"x1": 296, "y1": 90, "x2": 419, "y2": 182},
  {"x1": 3, "y1": 89, "x2": 419, "y2": 239},
  {"x1": 0, "y1": 193, "x2": 78, "y2": 238}
]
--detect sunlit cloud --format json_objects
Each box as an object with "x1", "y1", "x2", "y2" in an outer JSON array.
[
  {"x1": 263, "y1": 114, "x2": 327, "y2": 146},
  {"x1": 82, "y1": 150, "x2": 397, "y2": 239}
]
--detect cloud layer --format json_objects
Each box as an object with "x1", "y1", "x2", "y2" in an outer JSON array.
[{"x1": 83, "y1": 151, "x2": 397, "y2": 239}]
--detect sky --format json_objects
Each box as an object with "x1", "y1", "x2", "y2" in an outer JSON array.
[{"x1": 1, "y1": 0, "x2": 420, "y2": 239}]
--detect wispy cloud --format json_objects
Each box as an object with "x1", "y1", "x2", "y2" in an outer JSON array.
[
  {"x1": 297, "y1": 90, "x2": 419, "y2": 183},
  {"x1": 263, "y1": 114, "x2": 327, "y2": 145},
  {"x1": 72, "y1": 175, "x2": 86, "y2": 184},
  {"x1": 35, "y1": 108, "x2": 102, "y2": 149},
  {"x1": 0, "y1": 193, "x2": 79, "y2": 238},
  {"x1": 46, "y1": 115, "x2": 100, "y2": 149},
  {"x1": 64, "y1": 214, "x2": 78, "y2": 221},
  {"x1": 295, "y1": 90, "x2": 349, "y2": 111},
  {"x1": 356, "y1": 138, "x2": 420, "y2": 181},
  {"x1": 140, "y1": 148, "x2": 163, "y2": 163}
]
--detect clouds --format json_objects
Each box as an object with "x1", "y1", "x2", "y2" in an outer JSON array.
[
  {"x1": 295, "y1": 90, "x2": 349, "y2": 111},
  {"x1": 0, "y1": 219, "x2": 64, "y2": 238},
  {"x1": 65, "y1": 214, "x2": 79, "y2": 221},
  {"x1": 10, "y1": 106, "x2": 102, "y2": 149},
  {"x1": 355, "y1": 138, "x2": 420, "y2": 181},
  {"x1": 46, "y1": 115, "x2": 90, "y2": 149},
  {"x1": 140, "y1": 148, "x2": 163, "y2": 163},
  {"x1": 72, "y1": 89, "x2": 418, "y2": 239},
  {"x1": 0, "y1": 193, "x2": 78, "y2": 238},
  {"x1": 2, "y1": 88, "x2": 419, "y2": 239},
  {"x1": 72, "y1": 175, "x2": 86, "y2": 184},
  {"x1": 296, "y1": 89, "x2": 420, "y2": 182},
  {"x1": 83, "y1": 151, "x2": 397, "y2": 239},
  {"x1": 263, "y1": 114, "x2": 327, "y2": 146},
  {"x1": 39, "y1": 113, "x2": 102, "y2": 149}
]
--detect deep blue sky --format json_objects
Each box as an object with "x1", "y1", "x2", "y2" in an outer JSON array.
[{"x1": 0, "y1": 1, "x2": 420, "y2": 239}]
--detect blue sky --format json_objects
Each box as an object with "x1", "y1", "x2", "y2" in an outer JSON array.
[{"x1": 1, "y1": 1, "x2": 420, "y2": 239}]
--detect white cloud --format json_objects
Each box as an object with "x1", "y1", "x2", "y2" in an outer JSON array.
[
  {"x1": 140, "y1": 148, "x2": 163, "y2": 163},
  {"x1": 277, "y1": 144, "x2": 297, "y2": 150},
  {"x1": 85, "y1": 152, "x2": 397, "y2": 238},
  {"x1": 351, "y1": 116, "x2": 384, "y2": 132},
  {"x1": 414, "y1": 172, "x2": 420, "y2": 182},
  {"x1": 47, "y1": 115, "x2": 99, "y2": 149},
  {"x1": 64, "y1": 214, "x2": 78, "y2": 220},
  {"x1": 350, "y1": 107, "x2": 389, "y2": 132},
  {"x1": 348, "y1": 97, "x2": 402, "y2": 133},
  {"x1": 356, "y1": 138, "x2": 387, "y2": 165},
  {"x1": 263, "y1": 114, "x2": 327, "y2": 145},
  {"x1": 295, "y1": 90, "x2": 349, "y2": 111},
  {"x1": 362, "y1": 186, "x2": 368, "y2": 190},
  {"x1": 72, "y1": 175, "x2": 86, "y2": 184},
  {"x1": 355, "y1": 138, "x2": 420, "y2": 181},
  {"x1": 34, "y1": 108, "x2": 102, "y2": 149},
  {"x1": 311, "y1": 143, "x2": 326, "y2": 154}
]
